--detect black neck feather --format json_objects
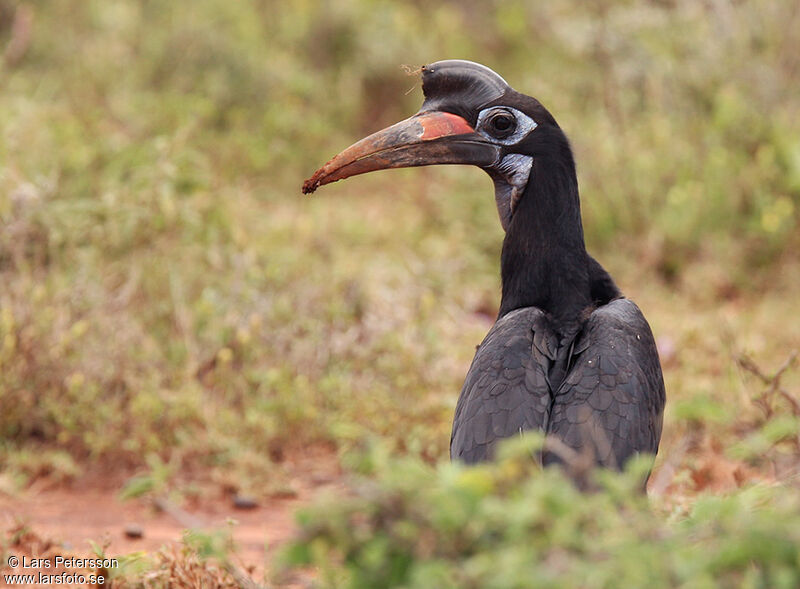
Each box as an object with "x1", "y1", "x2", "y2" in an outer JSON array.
[{"x1": 498, "y1": 150, "x2": 592, "y2": 330}]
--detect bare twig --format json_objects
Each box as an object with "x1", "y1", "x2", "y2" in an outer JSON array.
[
  {"x1": 152, "y1": 497, "x2": 205, "y2": 529},
  {"x1": 152, "y1": 498, "x2": 268, "y2": 589},
  {"x1": 736, "y1": 350, "x2": 799, "y2": 417},
  {"x1": 648, "y1": 436, "x2": 692, "y2": 497},
  {"x1": 223, "y1": 563, "x2": 269, "y2": 589}
]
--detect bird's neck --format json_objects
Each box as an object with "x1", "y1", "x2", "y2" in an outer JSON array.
[{"x1": 498, "y1": 156, "x2": 591, "y2": 328}]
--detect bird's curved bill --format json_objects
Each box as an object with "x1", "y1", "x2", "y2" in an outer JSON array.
[{"x1": 302, "y1": 111, "x2": 499, "y2": 194}]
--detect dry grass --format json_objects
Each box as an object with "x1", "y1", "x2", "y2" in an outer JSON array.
[{"x1": 1, "y1": 0, "x2": 799, "y2": 585}]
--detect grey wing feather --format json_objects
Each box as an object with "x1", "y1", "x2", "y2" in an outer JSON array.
[
  {"x1": 545, "y1": 298, "x2": 665, "y2": 470},
  {"x1": 451, "y1": 307, "x2": 554, "y2": 463}
]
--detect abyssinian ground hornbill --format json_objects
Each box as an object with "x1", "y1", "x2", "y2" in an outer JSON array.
[{"x1": 304, "y1": 60, "x2": 665, "y2": 483}]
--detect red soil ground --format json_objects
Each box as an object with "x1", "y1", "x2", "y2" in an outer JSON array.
[{"x1": 1, "y1": 448, "x2": 342, "y2": 587}]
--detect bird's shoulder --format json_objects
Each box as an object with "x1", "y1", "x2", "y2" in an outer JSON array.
[{"x1": 571, "y1": 298, "x2": 663, "y2": 383}]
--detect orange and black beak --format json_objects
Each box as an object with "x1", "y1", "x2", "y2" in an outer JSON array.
[{"x1": 302, "y1": 111, "x2": 500, "y2": 194}]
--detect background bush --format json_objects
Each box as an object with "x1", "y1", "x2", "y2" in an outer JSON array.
[
  {"x1": 0, "y1": 0, "x2": 799, "y2": 585},
  {"x1": 283, "y1": 438, "x2": 800, "y2": 588}
]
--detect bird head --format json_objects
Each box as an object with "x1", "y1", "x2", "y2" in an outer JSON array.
[{"x1": 302, "y1": 60, "x2": 567, "y2": 231}]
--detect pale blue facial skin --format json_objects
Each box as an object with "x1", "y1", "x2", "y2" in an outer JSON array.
[
  {"x1": 476, "y1": 106, "x2": 537, "y2": 231},
  {"x1": 476, "y1": 106, "x2": 538, "y2": 146}
]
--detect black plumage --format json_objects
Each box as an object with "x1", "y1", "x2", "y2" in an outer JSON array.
[
  {"x1": 453, "y1": 299, "x2": 664, "y2": 477},
  {"x1": 303, "y1": 60, "x2": 666, "y2": 482}
]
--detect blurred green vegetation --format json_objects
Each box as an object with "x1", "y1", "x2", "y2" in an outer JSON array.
[
  {"x1": 281, "y1": 438, "x2": 800, "y2": 588},
  {"x1": 0, "y1": 1, "x2": 799, "y2": 582}
]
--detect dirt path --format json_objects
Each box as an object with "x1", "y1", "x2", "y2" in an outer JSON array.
[
  {"x1": 1, "y1": 486, "x2": 302, "y2": 568},
  {"x1": 1, "y1": 450, "x2": 341, "y2": 586}
]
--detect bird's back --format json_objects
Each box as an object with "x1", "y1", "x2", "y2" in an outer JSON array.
[{"x1": 451, "y1": 299, "x2": 665, "y2": 475}]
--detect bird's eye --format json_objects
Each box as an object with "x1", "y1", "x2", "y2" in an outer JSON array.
[{"x1": 487, "y1": 111, "x2": 516, "y2": 138}]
